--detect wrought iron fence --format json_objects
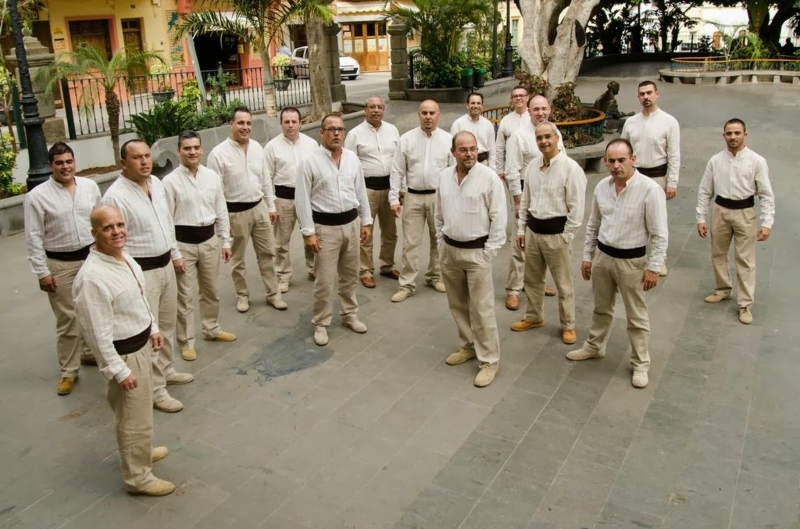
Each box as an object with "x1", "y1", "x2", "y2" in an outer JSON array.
[
  {"x1": 670, "y1": 57, "x2": 800, "y2": 72},
  {"x1": 408, "y1": 52, "x2": 431, "y2": 89}
]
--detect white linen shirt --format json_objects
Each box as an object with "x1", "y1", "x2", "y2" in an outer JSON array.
[
  {"x1": 696, "y1": 147, "x2": 775, "y2": 228},
  {"x1": 621, "y1": 108, "x2": 681, "y2": 188},
  {"x1": 450, "y1": 114, "x2": 497, "y2": 171},
  {"x1": 207, "y1": 138, "x2": 276, "y2": 212},
  {"x1": 582, "y1": 171, "x2": 669, "y2": 272},
  {"x1": 101, "y1": 175, "x2": 181, "y2": 261},
  {"x1": 295, "y1": 145, "x2": 373, "y2": 237},
  {"x1": 505, "y1": 121, "x2": 565, "y2": 196},
  {"x1": 517, "y1": 151, "x2": 587, "y2": 243},
  {"x1": 162, "y1": 164, "x2": 232, "y2": 249},
  {"x1": 495, "y1": 109, "x2": 528, "y2": 175},
  {"x1": 264, "y1": 132, "x2": 318, "y2": 188},
  {"x1": 24, "y1": 176, "x2": 101, "y2": 279},
  {"x1": 73, "y1": 249, "x2": 158, "y2": 383},
  {"x1": 435, "y1": 162, "x2": 507, "y2": 259},
  {"x1": 343, "y1": 120, "x2": 400, "y2": 177},
  {"x1": 389, "y1": 127, "x2": 453, "y2": 205}
]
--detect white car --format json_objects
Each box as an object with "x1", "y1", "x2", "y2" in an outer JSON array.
[{"x1": 290, "y1": 46, "x2": 360, "y2": 80}]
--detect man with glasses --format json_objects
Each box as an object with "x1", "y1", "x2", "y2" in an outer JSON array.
[
  {"x1": 450, "y1": 92, "x2": 496, "y2": 171},
  {"x1": 345, "y1": 95, "x2": 400, "y2": 288},
  {"x1": 296, "y1": 114, "x2": 373, "y2": 347}
]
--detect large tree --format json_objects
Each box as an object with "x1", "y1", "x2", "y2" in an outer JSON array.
[{"x1": 709, "y1": 0, "x2": 800, "y2": 47}]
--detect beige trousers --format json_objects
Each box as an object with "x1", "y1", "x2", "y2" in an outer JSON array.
[
  {"x1": 311, "y1": 219, "x2": 360, "y2": 327},
  {"x1": 505, "y1": 236, "x2": 526, "y2": 294},
  {"x1": 522, "y1": 231, "x2": 575, "y2": 329},
  {"x1": 106, "y1": 344, "x2": 156, "y2": 492},
  {"x1": 399, "y1": 193, "x2": 440, "y2": 292},
  {"x1": 143, "y1": 265, "x2": 177, "y2": 403},
  {"x1": 274, "y1": 197, "x2": 314, "y2": 283},
  {"x1": 651, "y1": 176, "x2": 668, "y2": 190},
  {"x1": 711, "y1": 203, "x2": 757, "y2": 308},
  {"x1": 176, "y1": 237, "x2": 221, "y2": 351},
  {"x1": 229, "y1": 200, "x2": 281, "y2": 302},
  {"x1": 582, "y1": 252, "x2": 650, "y2": 372},
  {"x1": 440, "y1": 244, "x2": 500, "y2": 365},
  {"x1": 45, "y1": 258, "x2": 94, "y2": 378},
  {"x1": 360, "y1": 188, "x2": 398, "y2": 277}
]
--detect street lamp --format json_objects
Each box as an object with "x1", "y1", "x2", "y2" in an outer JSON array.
[
  {"x1": 8, "y1": 0, "x2": 51, "y2": 191},
  {"x1": 491, "y1": 0, "x2": 499, "y2": 79},
  {"x1": 502, "y1": 0, "x2": 514, "y2": 77}
]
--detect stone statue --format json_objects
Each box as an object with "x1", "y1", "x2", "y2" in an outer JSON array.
[{"x1": 593, "y1": 81, "x2": 633, "y2": 134}]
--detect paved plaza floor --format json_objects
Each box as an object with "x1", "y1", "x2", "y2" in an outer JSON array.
[{"x1": 1, "y1": 66, "x2": 799, "y2": 528}]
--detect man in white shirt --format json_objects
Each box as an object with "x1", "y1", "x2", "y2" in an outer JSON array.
[
  {"x1": 207, "y1": 106, "x2": 287, "y2": 313},
  {"x1": 568, "y1": 139, "x2": 668, "y2": 389},
  {"x1": 265, "y1": 107, "x2": 318, "y2": 293},
  {"x1": 495, "y1": 85, "x2": 530, "y2": 182},
  {"x1": 163, "y1": 130, "x2": 236, "y2": 362},
  {"x1": 296, "y1": 114, "x2": 373, "y2": 347},
  {"x1": 437, "y1": 132, "x2": 507, "y2": 388},
  {"x1": 389, "y1": 100, "x2": 453, "y2": 302},
  {"x1": 24, "y1": 142, "x2": 100, "y2": 395},
  {"x1": 621, "y1": 80, "x2": 680, "y2": 277},
  {"x1": 696, "y1": 118, "x2": 775, "y2": 325},
  {"x1": 102, "y1": 140, "x2": 194, "y2": 413},
  {"x1": 450, "y1": 92, "x2": 496, "y2": 171},
  {"x1": 512, "y1": 123, "x2": 586, "y2": 345},
  {"x1": 344, "y1": 95, "x2": 401, "y2": 288},
  {"x1": 504, "y1": 95, "x2": 565, "y2": 309},
  {"x1": 74, "y1": 204, "x2": 175, "y2": 497}
]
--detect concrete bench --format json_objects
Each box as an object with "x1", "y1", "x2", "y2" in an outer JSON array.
[{"x1": 567, "y1": 134, "x2": 618, "y2": 173}]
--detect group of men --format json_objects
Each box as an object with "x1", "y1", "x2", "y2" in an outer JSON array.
[{"x1": 24, "y1": 79, "x2": 774, "y2": 493}]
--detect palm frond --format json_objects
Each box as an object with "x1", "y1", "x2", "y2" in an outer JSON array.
[{"x1": 172, "y1": 11, "x2": 253, "y2": 44}]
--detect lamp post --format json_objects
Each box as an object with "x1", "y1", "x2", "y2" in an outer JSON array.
[
  {"x1": 491, "y1": 0, "x2": 499, "y2": 79},
  {"x1": 502, "y1": 0, "x2": 514, "y2": 77},
  {"x1": 8, "y1": 0, "x2": 51, "y2": 191}
]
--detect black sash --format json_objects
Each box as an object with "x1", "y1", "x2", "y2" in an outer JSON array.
[
  {"x1": 637, "y1": 164, "x2": 668, "y2": 178},
  {"x1": 312, "y1": 208, "x2": 358, "y2": 226},
  {"x1": 477, "y1": 152, "x2": 489, "y2": 163},
  {"x1": 226, "y1": 200, "x2": 261, "y2": 213},
  {"x1": 134, "y1": 251, "x2": 171, "y2": 271},
  {"x1": 113, "y1": 325, "x2": 151, "y2": 355},
  {"x1": 526, "y1": 216, "x2": 567, "y2": 235},
  {"x1": 175, "y1": 224, "x2": 215, "y2": 244},
  {"x1": 407, "y1": 188, "x2": 436, "y2": 195},
  {"x1": 715, "y1": 195, "x2": 754, "y2": 210},
  {"x1": 45, "y1": 244, "x2": 91, "y2": 261},
  {"x1": 598, "y1": 241, "x2": 646, "y2": 259},
  {"x1": 275, "y1": 185, "x2": 295, "y2": 200},
  {"x1": 364, "y1": 175, "x2": 391, "y2": 191},
  {"x1": 443, "y1": 234, "x2": 488, "y2": 249}
]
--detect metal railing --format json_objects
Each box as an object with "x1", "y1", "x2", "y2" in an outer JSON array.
[{"x1": 670, "y1": 57, "x2": 800, "y2": 72}]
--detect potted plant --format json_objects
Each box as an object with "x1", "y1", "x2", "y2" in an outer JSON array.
[
  {"x1": 150, "y1": 62, "x2": 175, "y2": 102},
  {"x1": 272, "y1": 53, "x2": 292, "y2": 91}
]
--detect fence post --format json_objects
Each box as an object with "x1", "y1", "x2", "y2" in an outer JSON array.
[{"x1": 60, "y1": 78, "x2": 77, "y2": 140}]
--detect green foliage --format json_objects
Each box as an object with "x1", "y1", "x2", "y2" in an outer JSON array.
[
  {"x1": 179, "y1": 78, "x2": 202, "y2": 108},
  {"x1": 587, "y1": 4, "x2": 636, "y2": 55},
  {"x1": 550, "y1": 82, "x2": 585, "y2": 123},
  {"x1": 513, "y1": 71, "x2": 549, "y2": 98},
  {"x1": 412, "y1": 49, "x2": 467, "y2": 88},
  {"x1": 0, "y1": 132, "x2": 21, "y2": 198},
  {"x1": 697, "y1": 35, "x2": 713, "y2": 54},
  {"x1": 129, "y1": 100, "x2": 196, "y2": 146}
]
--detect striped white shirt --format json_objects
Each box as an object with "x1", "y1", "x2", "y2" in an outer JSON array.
[
  {"x1": 295, "y1": 145, "x2": 373, "y2": 237},
  {"x1": 582, "y1": 171, "x2": 669, "y2": 272},
  {"x1": 264, "y1": 132, "x2": 318, "y2": 188},
  {"x1": 73, "y1": 249, "x2": 158, "y2": 383},
  {"x1": 24, "y1": 176, "x2": 101, "y2": 279},
  {"x1": 517, "y1": 151, "x2": 587, "y2": 242},
  {"x1": 344, "y1": 120, "x2": 400, "y2": 177},
  {"x1": 435, "y1": 162, "x2": 507, "y2": 259},
  {"x1": 389, "y1": 127, "x2": 453, "y2": 205},
  {"x1": 505, "y1": 121, "x2": 565, "y2": 196},
  {"x1": 621, "y1": 108, "x2": 681, "y2": 188},
  {"x1": 450, "y1": 114, "x2": 497, "y2": 171},
  {"x1": 696, "y1": 147, "x2": 775, "y2": 228},
  {"x1": 162, "y1": 164, "x2": 232, "y2": 249},
  {"x1": 207, "y1": 138, "x2": 276, "y2": 212},
  {"x1": 495, "y1": 109, "x2": 528, "y2": 175},
  {"x1": 102, "y1": 175, "x2": 181, "y2": 261}
]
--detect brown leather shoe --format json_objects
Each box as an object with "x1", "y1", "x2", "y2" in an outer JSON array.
[
  {"x1": 56, "y1": 377, "x2": 77, "y2": 396},
  {"x1": 380, "y1": 269, "x2": 400, "y2": 280},
  {"x1": 510, "y1": 320, "x2": 544, "y2": 332},
  {"x1": 545, "y1": 287, "x2": 556, "y2": 297},
  {"x1": 505, "y1": 294, "x2": 520, "y2": 310},
  {"x1": 561, "y1": 329, "x2": 577, "y2": 345},
  {"x1": 361, "y1": 275, "x2": 376, "y2": 288}
]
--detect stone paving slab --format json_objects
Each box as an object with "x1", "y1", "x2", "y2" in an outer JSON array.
[{"x1": 2, "y1": 66, "x2": 800, "y2": 528}]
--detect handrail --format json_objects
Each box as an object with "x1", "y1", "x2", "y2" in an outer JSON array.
[
  {"x1": 670, "y1": 57, "x2": 800, "y2": 72},
  {"x1": 481, "y1": 106, "x2": 606, "y2": 126}
]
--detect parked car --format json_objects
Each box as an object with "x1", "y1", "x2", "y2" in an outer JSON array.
[{"x1": 290, "y1": 46, "x2": 360, "y2": 80}]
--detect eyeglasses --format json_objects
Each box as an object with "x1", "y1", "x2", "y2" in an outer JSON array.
[
  {"x1": 511, "y1": 94, "x2": 527, "y2": 99},
  {"x1": 322, "y1": 127, "x2": 345, "y2": 133},
  {"x1": 366, "y1": 105, "x2": 385, "y2": 110}
]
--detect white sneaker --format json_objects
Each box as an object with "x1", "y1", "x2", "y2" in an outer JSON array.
[
  {"x1": 429, "y1": 280, "x2": 447, "y2": 293},
  {"x1": 314, "y1": 326, "x2": 329, "y2": 346},
  {"x1": 632, "y1": 371, "x2": 649, "y2": 388},
  {"x1": 278, "y1": 281, "x2": 290, "y2": 293},
  {"x1": 236, "y1": 296, "x2": 249, "y2": 313},
  {"x1": 391, "y1": 288, "x2": 412, "y2": 303},
  {"x1": 705, "y1": 291, "x2": 731, "y2": 303},
  {"x1": 268, "y1": 298, "x2": 288, "y2": 311},
  {"x1": 344, "y1": 319, "x2": 368, "y2": 334},
  {"x1": 566, "y1": 348, "x2": 605, "y2": 361},
  {"x1": 738, "y1": 306, "x2": 753, "y2": 324}
]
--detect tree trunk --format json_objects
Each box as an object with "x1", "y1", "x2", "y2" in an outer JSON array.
[
  {"x1": 260, "y1": 46, "x2": 278, "y2": 119},
  {"x1": 106, "y1": 88, "x2": 121, "y2": 165},
  {"x1": 517, "y1": 0, "x2": 601, "y2": 95},
  {"x1": 307, "y1": 18, "x2": 332, "y2": 122}
]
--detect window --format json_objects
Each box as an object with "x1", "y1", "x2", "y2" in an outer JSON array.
[{"x1": 512, "y1": 19, "x2": 519, "y2": 47}]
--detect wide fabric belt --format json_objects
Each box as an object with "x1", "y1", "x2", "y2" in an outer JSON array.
[
  {"x1": 226, "y1": 200, "x2": 261, "y2": 213},
  {"x1": 134, "y1": 251, "x2": 171, "y2": 271},
  {"x1": 526, "y1": 215, "x2": 567, "y2": 235},
  {"x1": 274, "y1": 185, "x2": 295, "y2": 200},
  {"x1": 443, "y1": 234, "x2": 488, "y2": 249},
  {"x1": 364, "y1": 175, "x2": 390, "y2": 191},
  {"x1": 175, "y1": 224, "x2": 215, "y2": 244},
  {"x1": 113, "y1": 325, "x2": 151, "y2": 355},
  {"x1": 312, "y1": 208, "x2": 358, "y2": 226},
  {"x1": 407, "y1": 188, "x2": 436, "y2": 195},
  {"x1": 637, "y1": 164, "x2": 668, "y2": 178},
  {"x1": 477, "y1": 152, "x2": 489, "y2": 163},
  {"x1": 45, "y1": 244, "x2": 91, "y2": 261},
  {"x1": 715, "y1": 195, "x2": 754, "y2": 210},
  {"x1": 598, "y1": 241, "x2": 646, "y2": 259}
]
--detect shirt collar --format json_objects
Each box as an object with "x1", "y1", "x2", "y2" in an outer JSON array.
[
  {"x1": 725, "y1": 146, "x2": 749, "y2": 158},
  {"x1": 48, "y1": 176, "x2": 76, "y2": 189}
]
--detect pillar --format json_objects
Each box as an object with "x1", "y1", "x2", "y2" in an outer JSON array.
[
  {"x1": 388, "y1": 19, "x2": 408, "y2": 100},
  {"x1": 323, "y1": 23, "x2": 346, "y2": 103}
]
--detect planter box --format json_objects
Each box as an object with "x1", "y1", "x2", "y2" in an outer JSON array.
[
  {"x1": 275, "y1": 78, "x2": 291, "y2": 91},
  {"x1": 554, "y1": 108, "x2": 607, "y2": 148},
  {"x1": 152, "y1": 90, "x2": 175, "y2": 103}
]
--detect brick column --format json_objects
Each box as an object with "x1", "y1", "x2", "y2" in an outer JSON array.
[
  {"x1": 324, "y1": 23, "x2": 346, "y2": 103},
  {"x1": 388, "y1": 19, "x2": 408, "y2": 100}
]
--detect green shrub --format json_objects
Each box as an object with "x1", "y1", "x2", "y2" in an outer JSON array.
[
  {"x1": 0, "y1": 132, "x2": 21, "y2": 198},
  {"x1": 129, "y1": 100, "x2": 196, "y2": 146}
]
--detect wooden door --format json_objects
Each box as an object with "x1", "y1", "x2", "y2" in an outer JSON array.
[{"x1": 122, "y1": 19, "x2": 147, "y2": 94}]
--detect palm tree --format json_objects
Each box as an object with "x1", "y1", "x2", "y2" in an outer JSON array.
[
  {"x1": 173, "y1": 0, "x2": 334, "y2": 119},
  {"x1": 37, "y1": 44, "x2": 165, "y2": 164}
]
